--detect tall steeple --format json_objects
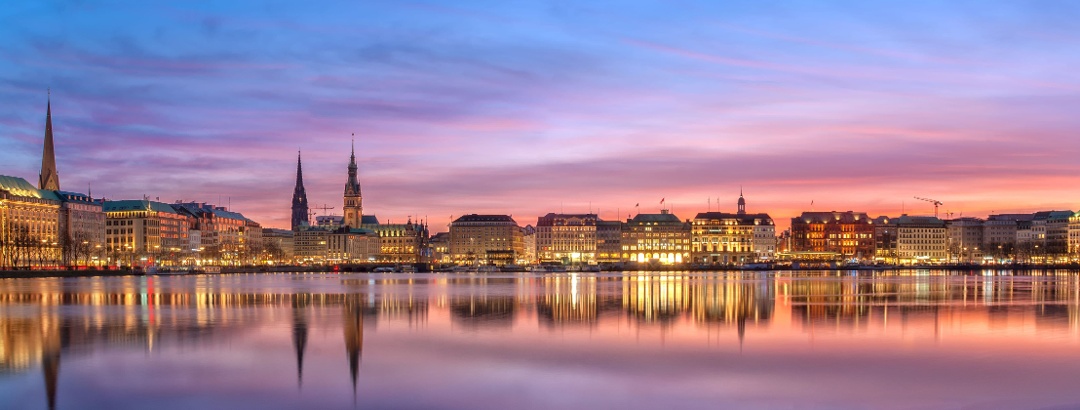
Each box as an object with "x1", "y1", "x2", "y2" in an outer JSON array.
[
  {"x1": 343, "y1": 135, "x2": 363, "y2": 228},
  {"x1": 291, "y1": 151, "x2": 310, "y2": 230},
  {"x1": 737, "y1": 187, "x2": 746, "y2": 215},
  {"x1": 39, "y1": 90, "x2": 60, "y2": 191}
]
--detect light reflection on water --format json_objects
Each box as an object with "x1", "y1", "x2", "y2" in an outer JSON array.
[{"x1": 2, "y1": 271, "x2": 1080, "y2": 409}]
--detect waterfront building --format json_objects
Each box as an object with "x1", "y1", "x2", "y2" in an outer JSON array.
[
  {"x1": 55, "y1": 191, "x2": 105, "y2": 266},
  {"x1": 873, "y1": 216, "x2": 896, "y2": 263},
  {"x1": 262, "y1": 228, "x2": 295, "y2": 262},
  {"x1": 521, "y1": 225, "x2": 536, "y2": 265},
  {"x1": 945, "y1": 217, "x2": 984, "y2": 263},
  {"x1": 429, "y1": 232, "x2": 451, "y2": 264},
  {"x1": 790, "y1": 211, "x2": 875, "y2": 260},
  {"x1": 448, "y1": 214, "x2": 523, "y2": 266},
  {"x1": 621, "y1": 209, "x2": 691, "y2": 265},
  {"x1": 171, "y1": 202, "x2": 252, "y2": 266},
  {"x1": 328, "y1": 227, "x2": 380, "y2": 264},
  {"x1": 536, "y1": 213, "x2": 597, "y2": 265},
  {"x1": 293, "y1": 227, "x2": 330, "y2": 264},
  {"x1": 291, "y1": 151, "x2": 310, "y2": 231},
  {"x1": 103, "y1": 200, "x2": 189, "y2": 267},
  {"x1": 596, "y1": 220, "x2": 623, "y2": 264},
  {"x1": 0, "y1": 175, "x2": 61, "y2": 268},
  {"x1": 342, "y1": 142, "x2": 363, "y2": 228},
  {"x1": 360, "y1": 216, "x2": 428, "y2": 264},
  {"x1": 691, "y1": 193, "x2": 775, "y2": 265},
  {"x1": 878, "y1": 215, "x2": 947, "y2": 264},
  {"x1": 1032, "y1": 211, "x2": 1072, "y2": 260},
  {"x1": 983, "y1": 214, "x2": 1030, "y2": 250}
]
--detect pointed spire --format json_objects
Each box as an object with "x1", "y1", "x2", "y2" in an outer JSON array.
[
  {"x1": 291, "y1": 150, "x2": 310, "y2": 230},
  {"x1": 39, "y1": 90, "x2": 60, "y2": 191}
]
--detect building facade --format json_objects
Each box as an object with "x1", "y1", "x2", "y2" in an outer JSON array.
[
  {"x1": 535, "y1": 213, "x2": 598, "y2": 265},
  {"x1": 0, "y1": 175, "x2": 61, "y2": 268},
  {"x1": 621, "y1": 210, "x2": 691, "y2": 265},
  {"x1": 328, "y1": 227, "x2": 380, "y2": 264},
  {"x1": 596, "y1": 220, "x2": 623, "y2": 264},
  {"x1": 891, "y1": 215, "x2": 948, "y2": 264},
  {"x1": 342, "y1": 143, "x2": 363, "y2": 228},
  {"x1": 56, "y1": 191, "x2": 105, "y2": 266},
  {"x1": 946, "y1": 217, "x2": 984, "y2": 263},
  {"x1": 449, "y1": 214, "x2": 523, "y2": 266},
  {"x1": 262, "y1": 228, "x2": 295, "y2": 263},
  {"x1": 103, "y1": 200, "x2": 190, "y2": 267},
  {"x1": 790, "y1": 211, "x2": 875, "y2": 260}
]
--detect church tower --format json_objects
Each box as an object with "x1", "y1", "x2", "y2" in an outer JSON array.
[
  {"x1": 737, "y1": 188, "x2": 746, "y2": 215},
  {"x1": 343, "y1": 138, "x2": 363, "y2": 228},
  {"x1": 39, "y1": 91, "x2": 60, "y2": 191},
  {"x1": 291, "y1": 151, "x2": 310, "y2": 230}
]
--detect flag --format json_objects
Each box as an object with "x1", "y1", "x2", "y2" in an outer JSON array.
[
  {"x1": 660, "y1": 198, "x2": 665, "y2": 204},
  {"x1": 635, "y1": 203, "x2": 639, "y2": 207}
]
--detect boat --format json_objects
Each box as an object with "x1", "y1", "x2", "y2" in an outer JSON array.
[{"x1": 477, "y1": 265, "x2": 500, "y2": 273}]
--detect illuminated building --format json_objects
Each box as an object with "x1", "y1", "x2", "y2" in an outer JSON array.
[
  {"x1": 291, "y1": 151, "x2": 310, "y2": 231},
  {"x1": 449, "y1": 214, "x2": 523, "y2": 266},
  {"x1": 55, "y1": 191, "x2": 105, "y2": 266},
  {"x1": 293, "y1": 227, "x2": 329, "y2": 264},
  {"x1": 429, "y1": 232, "x2": 451, "y2": 264},
  {"x1": 535, "y1": 213, "x2": 597, "y2": 265},
  {"x1": 171, "y1": 202, "x2": 254, "y2": 266},
  {"x1": 327, "y1": 227, "x2": 380, "y2": 264},
  {"x1": 596, "y1": 220, "x2": 623, "y2": 264},
  {"x1": 691, "y1": 192, "x2": 774, "y2": 264},
  {"x1": 790, "y1": 211, "x2": 875, "y2": 260},
  {"x1": 316, "y1": 215, "x2": 344, "y2": 228},
  {"x1": 360, "y1": 216, "x2": 428, "y2": 264},
  {"x1": 103, "y1": 200, "x2": 189, "y2": 267},
  {"x1": 521, "y1": 225, "x2": 536, "y2": 265},
  {"x1": 945, "y1": 217, "x2": 984, "y2": 263},
  {"x1": 0, "y1": 175, "x2": 61, "y2": 268},
  {"x1": 982, "y1": 214, "x2": 1030, "y2": 248},
  {"x1": 878, "y1": 215, "x2": 947, "y2": 264},
  {"x1": 342, "y1": 142, "x2": 363, "y2": 229},
  {"x1": 1069, "y1": 212, "x2": 1080, "y2": 256},
  {"x1": 621, "y1": 209, "x2": 691, "y2": 265},
  {"x1": 1032, "y1": 211, "x2": 1072, "y2": 258},
  {"x1": 262, "y1": 228, "x2": 295, "y2": 262}
]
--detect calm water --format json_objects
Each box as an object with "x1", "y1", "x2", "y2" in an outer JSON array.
[{"x1": 3, "y1": 271, "x2": 1080, "y2": 410}]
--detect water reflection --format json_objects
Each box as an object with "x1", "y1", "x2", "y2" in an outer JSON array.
[{"x1": 3, "y1": 271, "x2": 1080, "y2": 408}]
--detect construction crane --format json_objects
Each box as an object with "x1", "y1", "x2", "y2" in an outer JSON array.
[
  {"x1": 308, "y1": 204, "x2": 336, "y2": 219},
  {"x1": 914, "y1": 197, "x2": 943, "y2": 218}
]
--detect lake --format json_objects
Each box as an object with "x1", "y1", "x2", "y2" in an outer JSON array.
[{"x1": 2, "y1": 270, "x2": 1080, "y2": 409}]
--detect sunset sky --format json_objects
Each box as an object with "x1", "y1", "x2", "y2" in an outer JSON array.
[{"x1": 3, "y1": 1, "x2": 1080, "y2": 231}]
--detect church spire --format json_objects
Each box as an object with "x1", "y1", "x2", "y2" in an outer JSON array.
[
  {"x1": 737, "y1": 187, "x2": 746, "y2": 215},
  {"x1": 39, "y1": 90, "x2": 60, "y2": 191},
  {"x1": 343, "y1": 134, "x2": 363, "y2": 228},
  {"x1": 291, "y1": 150, "x2": 310, "y2": 230}
]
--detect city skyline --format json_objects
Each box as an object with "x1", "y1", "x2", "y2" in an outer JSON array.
[{"x1": 4, "y1": 2, "x2": 1080, "y2": 230}]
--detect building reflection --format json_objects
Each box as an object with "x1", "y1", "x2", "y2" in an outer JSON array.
[{"x1": 4, "y1": 272, "x2": 1080, "y2": 407}]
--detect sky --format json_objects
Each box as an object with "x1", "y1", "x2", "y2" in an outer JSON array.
[{"x1": 3, "y1": 0, "x2": 1080, "y2": 231}]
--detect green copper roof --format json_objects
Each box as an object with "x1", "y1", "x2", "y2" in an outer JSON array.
[
  {"x1": 103, "y1": 200, "x2": 179, "y2": 214},
  {"x1": 0, "y1": 174, "x2": 60, "y2": 201}
]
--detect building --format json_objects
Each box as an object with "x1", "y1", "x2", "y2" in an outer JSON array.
[
  {"x1": 873, "y1": 216, "x2": 896, "y2": 263},
  {"x1": 0, "y1": 175, "x2": 62, "y2": 268},
  {"x1": 521, "y1": 225, "x2": 536, "y2": 265},
  {"x1": 621, "y1": 210, "x2": 691, "y2": 265},
  {"x1": 342, "y1": 142, "x2": 363, "y2": 229},
  {"x1": 55, "y1": 191, "x2": 105, "y2": 266},
  {"x1": 293, "y1": 227, "x2": 330, "y2": 264},
  {"x1": 882, "y1": 215, "x2": 947, "y2": 264},
  {"x1": 328, "y1": 227, "x2": 380, "y2": 264},
  {"x1": 691, "y1": 192, "x2": 774, "y2": 265},
  {"x1": 291, "y1": 151, "x2": 310, "y2": 230},
  {"x1": 361, "y1": 217, "x2": 428, "y2": 264},
  {"x1": 429, "y1": 232, "x2": 451, "y2": 264},
  {"x1": 980, "y1": 212, "x2": 1028, "y2": 248},
  {"x1": 103, "y1": 200, "x2": 190, "y2": 267},
  {"x1": 1032, "y1": 211, "x2": 1072, "y2": 260},
  {"x1": 535, "y1": 213, "x2": 597, "y2": 265},
  {"x1": 448, "y1": 214, "x2": 523, "y2": 266},
  {"x1": 945, "y1": 217, "x2": 984, "y2": 263},
  {"x1": 316, "y1": 215, "x2": 344, "y2": 228},
  {"x1": 596, "y1": 220, "x2": 623, "y2": 264},
  {"x1": 171, "y1": 202, "x2": 252, "y2": 266},
  {"x1": 262, "y1": 228, "x2": 295, "y2": 263},
  {"x1": 790, "y1": 211, "x2": 875, "y2": 260}
]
